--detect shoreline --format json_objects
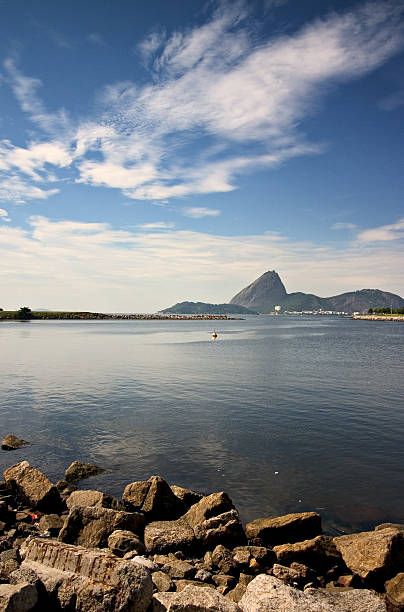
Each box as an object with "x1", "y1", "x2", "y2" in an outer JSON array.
[
  {"x1": 0, "y1": 457, "x2": 402, "y2": 610},
  {"x1": 0, "y1": 311, "x2": 240, "y2": 321},
  {"x1": 352, "y1": 314, "x2": 404, "y2": 321}
]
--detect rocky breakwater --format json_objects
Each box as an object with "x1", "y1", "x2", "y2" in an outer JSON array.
[{"x1": 0, "y1": 461, "x2": 403, "y2": 610}]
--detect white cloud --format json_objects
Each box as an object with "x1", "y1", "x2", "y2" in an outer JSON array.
[
  {"x1": 356, "y1": 218, "x2": 404, "y2": 242},
  {"x1": 182, "y1": 207, "x2": 221, "y2": 218},
  {"x1": 0, "y1": 215, "x2": 403, "y2": 311},
  {"x1": 2, "y1": 2, "x2": 404, "y2": 203},
  {"x1": 137, "y1": 221, "x2": 175, "y2": 229},
  {"x1": 331, "y1": 222, "x2": 357, "y2": 230},
  {"x1": 0, "y1": 176, "x2": 59, "y2": 204},
  {"x1": 0, "y1": 208, "x2": 10, "y2": 222},
  {"x1": 88, "y1": 33, "x2": 105, "y2": 46}
]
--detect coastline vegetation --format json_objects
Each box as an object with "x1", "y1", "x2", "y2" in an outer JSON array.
[{"x1": 368, "y1": 307, "x2": 404, "y2": 315}]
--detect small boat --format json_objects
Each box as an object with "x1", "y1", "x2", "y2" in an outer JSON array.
[{"x1": 212, "y1": 330, "x2": 217, "y2": 339}]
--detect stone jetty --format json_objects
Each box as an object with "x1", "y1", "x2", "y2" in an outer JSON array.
[{"x1": 0, "y1": 461, "x2": 402, "y2": 611}]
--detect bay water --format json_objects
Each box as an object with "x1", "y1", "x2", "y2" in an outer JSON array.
[{"x1": 1, "y1": 316, "x2": 403, "y2": 534}]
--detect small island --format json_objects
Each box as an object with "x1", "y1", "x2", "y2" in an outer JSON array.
[{"x1": 0, "y1": 307, "x2": 239, "y2": 321}]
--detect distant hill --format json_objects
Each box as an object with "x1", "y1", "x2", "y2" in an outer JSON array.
[
  {"x1": 230, "y1": 271, "x2": 404, "y2": 314},
  {"x1": 160, "y1": 301, "x2": 258, "y2": 315}
]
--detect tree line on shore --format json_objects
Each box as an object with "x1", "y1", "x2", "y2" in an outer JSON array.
[{"x1": 368, "y1": 307, "x2": 404, "y2": 314}]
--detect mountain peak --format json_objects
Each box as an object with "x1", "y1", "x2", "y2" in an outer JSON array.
[{"x1": 229, "y1": 270, "x2": 287, "y2": 313}]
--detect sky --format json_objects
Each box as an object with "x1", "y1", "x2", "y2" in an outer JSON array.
[{"x1": 0, "y1": 0, "x2": 403, "y2": 312}]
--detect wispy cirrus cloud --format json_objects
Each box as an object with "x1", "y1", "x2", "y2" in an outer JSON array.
[
  {"x1": 1, "y1": 1, "x2": 404, "y2": 203},
  {"x1": 182, "y1": 207, "x2": 221, "y2": 218},
  {"x1": 137, "y1": 221, "x2": 175, "y2": 229},
  {"x1": 356, "y1": 218, "x2": 404, "y2": 242}
]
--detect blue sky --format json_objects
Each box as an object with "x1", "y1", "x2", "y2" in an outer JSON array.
[{"x1": 0, "y1": 0, "x2": 403, "y2": 311}]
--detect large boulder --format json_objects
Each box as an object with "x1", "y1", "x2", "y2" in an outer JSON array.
[
  {"x1": 58, "y1": 505, "x2": 145, "y2": 548},
  {"x1": 66, "y1": 489, "x2": 125, "y2": 511},
  {"x1": 0, "y1": 583, "x2": 37, "y2": 611},
  {"x1": 20, "y1": 537, "x2": 152, "y2": 611},
  {"x1": 144, "y1": 518, "x2": 195, "y2": 554},
  {"x1": 334, "y1": 527, "x2": 404, "y2": 584},
  {"x1": 144, "y1": 492, "x2": 246, "y2": 554},
  {"x1": 3, "y1": 461, "x2": 63, "y2": 512},
  {"x1": 273, "y1": 535, "x2": 341, "y2": 571},
  {"x1": 239, "y1": 575, "x2": 386, "y2": 612},
  {"x1": 152, "y1": 584, "x2": 241, "y2": 611},
  {"x1": 123, "y1": 476, "x2": 186, "y2": 521},
  {"x1": 246, "y1": 512, "x2": 322, "y2": 546},
  {"x1": 108, "y1": 529, "x2": 145, "y2": 556}
]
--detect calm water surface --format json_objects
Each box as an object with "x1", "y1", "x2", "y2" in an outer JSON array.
[{"x1": 1, "y1": 316, "x2": 403, "y2": 534}]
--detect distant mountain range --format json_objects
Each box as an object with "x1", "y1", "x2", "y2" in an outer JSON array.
[
  {"x1": 160, "y1": 302, "x2": 258, "y2": 315},
  {"x1": 161, "y1": 271, "x2": 404, "y2": 315},
  {"x1": 230, "y1": 270, "x2": 404, "y2": 313}
]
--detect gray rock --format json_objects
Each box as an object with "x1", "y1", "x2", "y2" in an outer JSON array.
[
  {"x1": 58, "y1": 504, "x2": 145, "y2": 548},
  {"x1": 334, "y1": 527, "x2": 404, "y2": 584},
  {"x1": 1, "y1": 434, "x2": 28, "y2": 451},
  {"x1": 123, "y1": 476, "x2": 187, "y2": 521},
  {"x1": 195, "y1": 569, "x2": 212, "y2": 582},
  {"x1": 65, "y1": 461, "x2": 104, "y2": 483},
  {"x1": 164, "y1": 584, "x2": 241, "y2": 610},
  {"x1": 67, "y1": 489, "x2": 125, "y2": 511},
  {"x1": 233, "y1": 545, "x2": 274, "y2": 569},
  {"x1": 108, "y1": 529, "x2": 145, "y2": 556},
  {"x1": 0, "y1": 557, "x2": 20, "y2": 581},
  {"x1": 240, "y1": 575, "x2": 387, "y2": 611},
  {"x1": 0, "y1": 582, "x2": 37, "y2": 611},
  {"x1": 212, "y1": 544, "x2": 237, "y2": 575},
  {"x1": 246, "y1": 512, "x2": 322, "y2": 546},
  {"x1": 3, "y1": 461, "x2": 63, "y2": 513},
  {"x1": 174, "y1": 579, "x2": 215, "y2": 592},
  {"x1": 20, "y1": 537, "x2": 152, "y2": 611},
  {"x1": 9, "y1": 566, "x2": 41, "y2": 587},
  {"x1": 131, "y1": 555, "x2": 160, "y2": 571}
]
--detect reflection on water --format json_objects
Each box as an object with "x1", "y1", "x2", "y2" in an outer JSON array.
[{"x1": 1, "y1": 316, "x2": 404, "y2": 533}]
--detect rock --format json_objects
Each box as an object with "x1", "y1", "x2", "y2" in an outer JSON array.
[
  {"x1": 158, "y1": 584, "x2": 241, "y2": 610},
  {"x1": 212, "y1": 545, "x2": 238, "y2": 575},
  {"x1": 227, "y1": 574, "x2": 255, "y2": 604},
  {"x1": 174, "y1": 580, "x2": 215, "y2": 592},
  {"x1": 144, "y1": 492, "x2": 245, "y2": 554},
  {"x1": 0, "y1": 583, "x2": 37, "y2": 611},
  {"x1": 171, "y1": 485, "x2": 203, "y2": 507},
  {"x1": 153, "y1": 570, "x2": 174, "y2": 592},
  {"x1": 233, "y1": 546, "x2": 274, "y2": 569},
  {"x1": 272, "y1": 562, "x2": 302, "y2": 586},
  {"x1": 1, "y1": 434, "x2": 28, "y2": 451},
  {"x1": 20, "y1": 537, "x2": 152, "y2": 611},
  {"x1": 240, "y1": 574, "x2": 387, "y2": 611},
  {"x1": 246, "y1": 512, "x2": 322, "y2": 546},
  {"x1": 9, "y1": 566, "x2": 41, "y2": 587},
  {"x1": 385, "y1": 572, "x2": 404, "y2": 608},
  {"x1": 38, "y1": 514, "x2": 64, "y2": 537},
  {"x1": 3, "y1": 461, "x2": 63, "y2": 513},
  {"x1": 306, "y1": 587, "x2": 387, "y2": 612},
  {"x1": 58, "y1": 504, "x2": 145, "y2": 548},
  {"x1": 274, "y1": 535, "x2": 341, "y2": 571},
  {"x1": 212, "y1": 573, "x2": 236, "y2": 592},
  {"x1": 195, "y1": 569, "x2": 213, "y2": 582},
  {"x1": 67, "y1": 489, "x2": 125, "y2": 511},
  {"x1": 0, "y1": 557, "x2": 20, "y2": 581},
  {"x1": 131, "y1": 555, "x2": 160, "y2": 571},
  {"x1": 336, "y1": 574, "x2": 356, "y2": 588},
  {"x1": 64, "y1": 460, "x2": 104, "y2": 483},
  {"x1": 375, "y1": 524, "x2": 404, "y2": 532},
  {"x1": 123, "y1": 476, "x2": 187, "y2": 521},
  {"x1": 334, "y1": 528, "x2": 404, "y2": 584},
  {"x1": 145, "y1": 518, "x2": 196, "y2": 554},
  {"x1": 108, "y1": 529, "x2": 145, "y2": 556},
  {"x1": 152, "y1": 591, "x2": 177, "y2": 611},
  {"x1": 162, "y1": 558, "x2": 195, "y2": 579},
  {"x1": 56, "y1": 480, "x2": 77, "y2": 494}
]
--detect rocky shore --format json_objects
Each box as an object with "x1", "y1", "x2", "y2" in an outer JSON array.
[
  {"x1": 352, "y1": 315, "x2": 404, "y2": 322},
  {"x1": 0, "y1": 311, "x2": 236, "y2": 321},
  {"x1": 0, "y1": 458, "x2": 403, "y2": 611}
]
